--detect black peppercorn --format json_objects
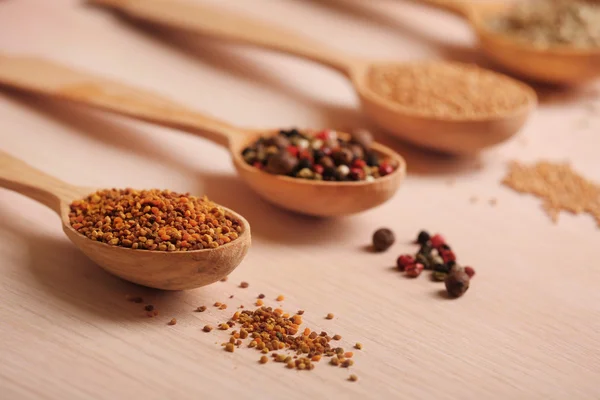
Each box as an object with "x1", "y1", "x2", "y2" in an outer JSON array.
[
  {"x1": 348, "y1": 144, "x2": 364, "y2": 160},
  {"x1": 440, "y1": 244, "x2": 452, "y2": 251},
  {"x1": 265, "y1": 150, "x2": 298, "y2": 175},
  {"x1": 313, "y1": 149, "x2": 325, "y2": 162},
  {"x1": 372, "y1": 228, "x2": 395, "y2": 252},
  {"x1": 433, "y1": 263, "x2": 451, "y2": 274},
  {"x1": 319, "y1": 156, "x2": 335, "y2": 170},
  {"x1": 332, "y1": 148, "x2": 354, "y2": 166},
  {"x1": 445, "y1": 269, "x2": 470, "y2": 298},
  {"x1": 417, "y1": 230, "x2": 431, "y2": 245},
  {"x1": 365, "y1": 151, "x2": 379, "y2": 167},
  {"x1": 296, "y1": 158, "x2": 312, "y2": 172}
]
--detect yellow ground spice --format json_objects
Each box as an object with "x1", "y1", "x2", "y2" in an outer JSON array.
[
  {"x1": 367, "y1": 62, "x2": 533, "y2": 119},
  {"x1": 69, "y1": 189, "x2": 242, "y2": 251},
  {"x1": 502, "y1": 161, "x2": 600, "y2": 226}
]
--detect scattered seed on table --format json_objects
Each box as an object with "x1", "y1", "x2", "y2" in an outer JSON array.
[
  {"x1": 219, "y1": 323, "x2": 230, "y2": 330},
  {"x1": 276, "y1": 295, "x2": 285, "y2": 301},
  {"x1": 330, "y1": 357, "x2": 340, "y2": 366},
  {"x1": 372, "y1": 228, "x2": 395, "y2": 252},
  {"x1": 240, "y1": 282, "x2": 249, "y2": 288},
  {"x1": 354, "y1": 343, "x2": 362, "y2": 350},
  {"x1": 256, "y1": 299, "x2": 264, "y2": 306},
  {"x1": 214, "y1": 302, "x2": 222, "y2": 307},
  {"x1": 225, "y1": 343, "x2": 235, "y2": 352},
  {"x1": 333, "y1": 334, "x2": 342, "y2": 341},
  {"x1": 258, "y1": 293, "x2": 265, "y2": 299},
  {"x1": 326, "y1": 313, "x2": 334, "y2": 320},
  {"x1": 221, "y1": 276, "x2": 228, "y2": 282},
  {"x1": 168, "y1": 318, "x2": 177, "y2": 326},
  {"x1": 464, "y1": 266, "x2": 476, "y2": 278},
  {"x1": 349, "y1": 374, "x2": 358, "y2": 382},
  {"x1": 196, "y1": 306, "x2": 207, "y2": 312},
  {"x1": 229, "y1": 295, "x2": 234, "y2": 299},
  {"x1": 341, "y1": 359, "x2": 354, "y2": 368},
  {"x1": 260, "y1": 356, "x2": 269, "y2": 364},
  {"x1": 287, "y1": 361, "x2": 295, "y2": 369},
  {"x1": 203, "y1": 325, "x2": 213, "y2": 332},
  {"x1": 445, "y1": 268, "x2": 470, "y2": 298},
  {"x1": 219, "y1": 304, "x2": 228, "y2": 310},
  {"x1": 297, "y1": 310, "x2": 304, "y2": 315}
]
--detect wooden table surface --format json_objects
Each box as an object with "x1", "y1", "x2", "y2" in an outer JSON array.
[{"x1": 1, "y1": 1, "x2": 599, "y2": 399}]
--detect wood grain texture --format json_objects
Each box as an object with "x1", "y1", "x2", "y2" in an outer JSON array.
[{"x1": 1, "y1": 0, "x2": 599, "y2": 399}]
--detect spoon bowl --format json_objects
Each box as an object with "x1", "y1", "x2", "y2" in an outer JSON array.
[
  {"x1": 0, "y1": 55, "x2": 406, "y2": 217},
  {"x1": 0, "y1": 151, "x2": 251, "y2": 290},
  {"x1": 89, "y1": 0, "x2": 537, "y2": 154},
  {"x1": 418, "y1": 0, "x2": 600, "y2": 85},
  {"x1": 351, "y1": 61, "x2": 536, "y2": 154},
  {"x1": 230, "y1": 130, "x2": 405, "y2": 216}
]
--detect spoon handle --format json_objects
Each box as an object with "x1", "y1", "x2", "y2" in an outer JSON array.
[
  {"x1": 0, "y1": 150, "x2": 77, "y2": 214},
  {"x1": 90, "y1": 0, "x2": 357, "y2": 75},
  {"x1": 411, "y1": 0, "x2": 472, "y2": 18},
  {"x1": 0, "y1": 54, "x2": 241, "y2": 148}
]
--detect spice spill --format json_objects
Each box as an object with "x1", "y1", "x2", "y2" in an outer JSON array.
[
  {"x1": 325, "y1": 313, "x2": 334, "y2": 320},
  {"x1": 259, "y1": 356, "x2": 269, "y2": 364},
  {"x1": 354, "y1": 343, "x2": 362, "y2": 350},
  {"x1": 502, "y1": 161, "x2": 600, "y2": 227},
  {"x1": 168, "y1": 318, "x2": 177, "y2": 326},
  {"x1": 240, "y1": 282, "x2": 249, "y2": 289},
  {"x1": 349, "y1": 374, "x2": 358, "y2": 382},
  {"x1": 203, "y1": 325, "x2": 213, "y2": 332},
  {"x1": 196, "y1": 306, "x2": 207, "y2": 312},
  {"x1": 276, "y1": 295, "x2": 285, "y2": 301}
]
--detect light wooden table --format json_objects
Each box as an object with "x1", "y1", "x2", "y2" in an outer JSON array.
[{"x1": 1, "y1": 1, "x2": 599, "y2": 399}]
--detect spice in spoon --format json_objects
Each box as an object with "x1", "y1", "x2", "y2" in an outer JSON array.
[
  {"x1": 69, "y1": 189, "x2": 242, "y2": 251},
  {"x1": 242, "y1": 128, "x2": 397, "y2": 181},
  {"x1": 367, "y1": 62, "x2": 532, "y2": 119},
  {"x1": 487, "y1": 0, "x2": 600, "y2": 49}
]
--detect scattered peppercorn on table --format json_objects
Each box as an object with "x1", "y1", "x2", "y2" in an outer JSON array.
[{"x1": 1, "y1": 1, "x2": 599, "y2": 399}]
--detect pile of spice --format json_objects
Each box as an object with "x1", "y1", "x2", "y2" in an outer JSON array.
[
  {"x1": 69, "y1": 189, "x2": 242, "y2": 250},
  {"x1": 367, "y1": 62, "x2": 532, "y2": 119},
  {"x1": 210, "y1": 306, "x2": 358, "y2": 375},
  {"x1": 242, "y1": 128, "x2": 397, "y2": 181},
  {"x1": 395, "y1": 231, "x2": 475, "y2": 298},
  {"x1": 502, "y1": 160, "x2": 600, "y2": 227},
  {"x1": 487, "y1": 0, "x2": 600, "y2": 49}
]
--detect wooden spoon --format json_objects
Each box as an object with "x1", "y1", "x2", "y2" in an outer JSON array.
[
  {"x1": 89, "y1": 0, "x2": 537, "y2": 154},
  {"x1": 414, "y1": 0, "x2": 600, "y2": 85},
  {"x1": 0, "y1": 55, "x2": 405, "y2": 217},
  {"x1": 0, "y1": 150, "x2": 251, "y2": 290}
]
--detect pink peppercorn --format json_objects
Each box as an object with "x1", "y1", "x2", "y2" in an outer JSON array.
[
  {"x1": 430, "y1": 234, "x2": 445, "y2": 249},
  {"x1": 287, "y1": 145, "x2": 299, "y2": 157},
  {"x1": 396, "y1": 254, "x2": 414, "y2": 271},
  {"x1": 313, "y1": 164, "x2": 324, "y2": 175},
  {"x1": 322, "y1": 147, "x2": 333, "y2": 156},
  {"x1": 299, "y1": 150, "x2": 313, "y2": 162},
  {"x1": 440, "y1": 249, "x2": 456, "y2": 263},
  {"x1": 350, "y1": 168, "x2": 365, "y2": 181},
  {"x1": 405, "y1": 263, "x2": 424, "y2": 278},
  {"x1": 315, "y1": 130, "x2": 330, "y2": 140},
  {"x1": 352, "y1": 159, "x2": 367, "y2": 169},
  {"x1": 464, "y1": 266, "x2": 476, "y2": 278},
  {"x1": 252, "y1": 161, "x2": 263, "y2": 170},
  {"x1": 379, "y1": 163, "x2": 394, "y2": 176}
]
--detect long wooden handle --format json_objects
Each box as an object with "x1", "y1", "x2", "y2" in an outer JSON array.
[
  {"x1": 410, "y1": 0, "x2": 472, "y2": 18},
  {"x1": 0, "y1": 55, "x2": 241, "y2": 148},
  {"x1": 0, "y1": 150, "x2": 77, "y2": 214},
  {"x1": 90, "y1": 0, "x2": 357, "y2": 75}
]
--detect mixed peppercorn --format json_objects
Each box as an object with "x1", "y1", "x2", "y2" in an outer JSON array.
[
  {"x1": 242, "y1": 128, "x2": 397, "y2": 181},
  {"x1": 395, "y1": 230, "x2": 475, "y2": 298}
]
